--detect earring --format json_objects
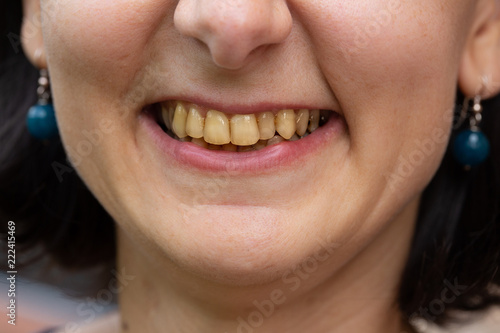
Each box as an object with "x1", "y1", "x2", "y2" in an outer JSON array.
[
  {"x1": 452, "y1": 95, "x2": 490, "y2": 168},
  {"x1": 26, "y1": 69, "x2": 58, "y2": 140}
]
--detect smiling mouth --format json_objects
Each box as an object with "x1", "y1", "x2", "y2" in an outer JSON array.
[{"x1": 151, "y1": 101, "x2": 333, "y2": 152}]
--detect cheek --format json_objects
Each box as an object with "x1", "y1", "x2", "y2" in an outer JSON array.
[
  {"x1": 39, "y1": 1, "x2": 172, "y2": 213},
  {"x1": 42, "y1": 1, "x2": 160, "y2": 64},
  {"x1": 301, "y1": 0, "x2": 468, "y2": 188},
  {"x1": 41, "y1": 0, "x2": 172, "y2": 108},
  {"x1": 39, "y1": 2, "x2": 167, "y2": 147}
]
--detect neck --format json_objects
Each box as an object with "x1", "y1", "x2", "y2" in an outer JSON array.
[{"x1": 117, "y1": 199, "x2": 419, "y2": 333}]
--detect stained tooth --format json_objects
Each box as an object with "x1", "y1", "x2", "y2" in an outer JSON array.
[
  {"x1": 185, "y1": 105, "x2": 205, "y2": 139},
  {"x1": 191, "y1": 137, "x2": 208, "y2": 148},
  {"x1": 308, "y1": 109, "x2": 320, "y2": 133},
  {"x1": 161, "y1": 104, "x2": 171, "y2": 130},
  {"x1": 208, "y1": 144, "x2": 221, "y2": 150},
  {"x1": 204, "y1": 110, "x2": 231, "y2": 145},
  {"x1": 172, "y1": 102, "x2": 188, "y2": 138},
  {"x1": 222, "y1": 143, "x2": 238, "y2": 151},
  {"x1": 275, "y1": 109, "x2": 296, "y2": 139},
  {"x1": 252, "y1": 140, "x2": 267, "y2": 150},
  {"x1": 230, "y1": 114, "x2": 260, "y2": 146},
  {"x1": 238, "y1": 146, "x2": 254, "y2": 152},
  {"x1": 257, "y1": 112, "x2": 276, "y2": 140},
  {"x1": 179, "y1": 137, "x2": 191, "y2": 142},
  {"x1": 288, "y1": 134, "x2": 300, "y2": 141},
  {"x1": 295, "y1": 109, "x2": 309, "y2": 136},
  {"x1": 267, "y1": 135, "x2": 285, "y2": 146}
]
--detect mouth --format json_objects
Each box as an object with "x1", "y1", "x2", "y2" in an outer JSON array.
[
  {"x1": 140, "y1": 100, "x2": 344, "y2": 173},
  {"x1": 150, "y1": 101, "x2": 333, "y2": 152}
]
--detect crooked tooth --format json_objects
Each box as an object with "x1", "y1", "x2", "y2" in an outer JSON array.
[
  {"x1": 172, "y1": 102, "x2": 188, "y2": 138},
  {"x1": 308, "y1": 109, "x2": 320, "y2": 133},
  {"x1": 230, "y1": 114, "x2": 260, "y2": 146},
  {"x1": 296, "y1": 109, "x2": 309, "y2": 136},
  {"x1": 191, "y1": 137, "x2": 208, "y2": 148},
  {"x1": 204, "y1": 110, "x2": 231, "y2": 145},
  {"x1": 267, "y1": 135, "x2": 285, "y2": 146},
  {"x1": 186, "y1": 105, "x2": 205, "y2": 139},
  {"x1": 257, "y1": 112, "x2": 276, "y2": 140},
  {"x1": 275, "y1": 109, "x2": 296, "y2": 139},
  {"x1": 288, "y1": 134, "x2": 299, "y2": 141}
]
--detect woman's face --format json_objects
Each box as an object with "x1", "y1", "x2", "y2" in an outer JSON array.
[{"x1": 35, "y1": 0, "x2": 476, "y2": 283}]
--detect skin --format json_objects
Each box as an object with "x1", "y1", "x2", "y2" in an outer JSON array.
[{"x1": 21, "y1": 0, "x2": 500, "y2": 332}]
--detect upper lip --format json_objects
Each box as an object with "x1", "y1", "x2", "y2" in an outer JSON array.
[{"x1": 147, "y1": 95, "x2": 338, "y2": 115}]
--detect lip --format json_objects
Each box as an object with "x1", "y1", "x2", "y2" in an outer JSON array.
[
  {"x1": 139, "y1": 105, "x2": 345, "y2": 174},
  {"x1": 155, "y1": 96, "x2": 338, "y2": 115}
]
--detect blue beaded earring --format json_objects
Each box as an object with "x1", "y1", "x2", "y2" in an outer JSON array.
[
  {"x1": 452, "y1": 94, "x2": 490, "y2": 168},
  {"x1": 26, "y1": 69, "x2": 58, "y2": 140}
]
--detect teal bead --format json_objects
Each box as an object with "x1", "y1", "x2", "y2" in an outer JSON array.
[
  {"x1": 26, "y1": 104, "x2": 58, "y2": 139},
  {"x1": 452, "y1": 129, "x2": 490, "y2": 167}
]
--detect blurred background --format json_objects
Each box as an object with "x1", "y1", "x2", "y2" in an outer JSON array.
[{"x1": 0, "y1": 258, "x2": 117, "y2": 333}]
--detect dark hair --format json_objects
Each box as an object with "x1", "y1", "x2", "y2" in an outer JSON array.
[
  {"x1": 0, "y1": 1, "x2": 115, "y2": 271},
  {"x1": 399, "y1": 92, "x2": 500, "y2": 323},
  {"x1": 1, "y1": 0, "x2": 499, "y2": 326}
]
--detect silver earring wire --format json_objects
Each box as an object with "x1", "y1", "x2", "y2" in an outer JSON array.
[{"x1": 454, "y1": 75, "x2": 488, "y2": 130}]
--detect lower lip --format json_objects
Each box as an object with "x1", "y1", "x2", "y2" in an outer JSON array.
[{"x1": 139, "y1": 111, "x2": 344, "y2": 174}]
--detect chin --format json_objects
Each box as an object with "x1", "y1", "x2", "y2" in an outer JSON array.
[{"x1": 126, "y1": 201, "x2": 342, "y2": 286}]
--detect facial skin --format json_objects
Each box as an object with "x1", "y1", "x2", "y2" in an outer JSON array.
[{"x1": 22, "y1": 0, "x2": 500, "y2": 332}]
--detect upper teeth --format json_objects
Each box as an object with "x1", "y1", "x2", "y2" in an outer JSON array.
[
  {"x1": 230, "y1": 114, "x2": 260, "y2": 146},
  {"x1": 161, "y1": 101, "x2": 328, "y2": 148},
  {"x1": 204, "y1": 110, "x2": 231, "y2": 145}
]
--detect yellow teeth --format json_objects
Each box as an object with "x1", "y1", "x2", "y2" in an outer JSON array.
[
  {"x1": 257, "y1": 112, "x2": 275, "y2": 140},
  {"x1": 222, "y1": 143, "x2": 238, "y2": 151},
  {"x1": 160, "y1": 102, "x2": 332, "y2": 151},
  {"x1": 208, "y1": 144, "x2": 221, "y2": 150},
  {"x1": 308, "y1": 109, "x2": 320, "y2": 133},
  {"x1": 230, "y1": 114, "x2": 260, "y2": 146},
  {"x1": 204, "y1": 110, "x2": 231, "y2": 145},
  {"x1": 191, "y1": 137, "x2": 208, "y2": 148},
  {"x1": 185, "y1": 105, "x2": 205, "y2": 139},
  {"x1": 275, "y1": 109, "x2": 296, "y2": 140},
  {"x1": 295, "y1": 109, "x2": 309, "y2": 136},
  {"x1": 172, "y1": 102, "x2": 188, "y2": 138},
  {"x1": 267, "y1": 135, "x2": 285, "y2": 146},
  {"x1": 252, "y1": 140, "x2": 267, "y2": 151}
]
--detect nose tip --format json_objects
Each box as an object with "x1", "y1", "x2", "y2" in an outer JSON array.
[{"x1": 174, "y1": 0, "x2": 292, "y2": 70}]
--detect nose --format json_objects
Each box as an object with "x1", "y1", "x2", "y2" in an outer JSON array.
[{"x1": 174, "y1": 0, "x2": 292, "y2": 70}]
